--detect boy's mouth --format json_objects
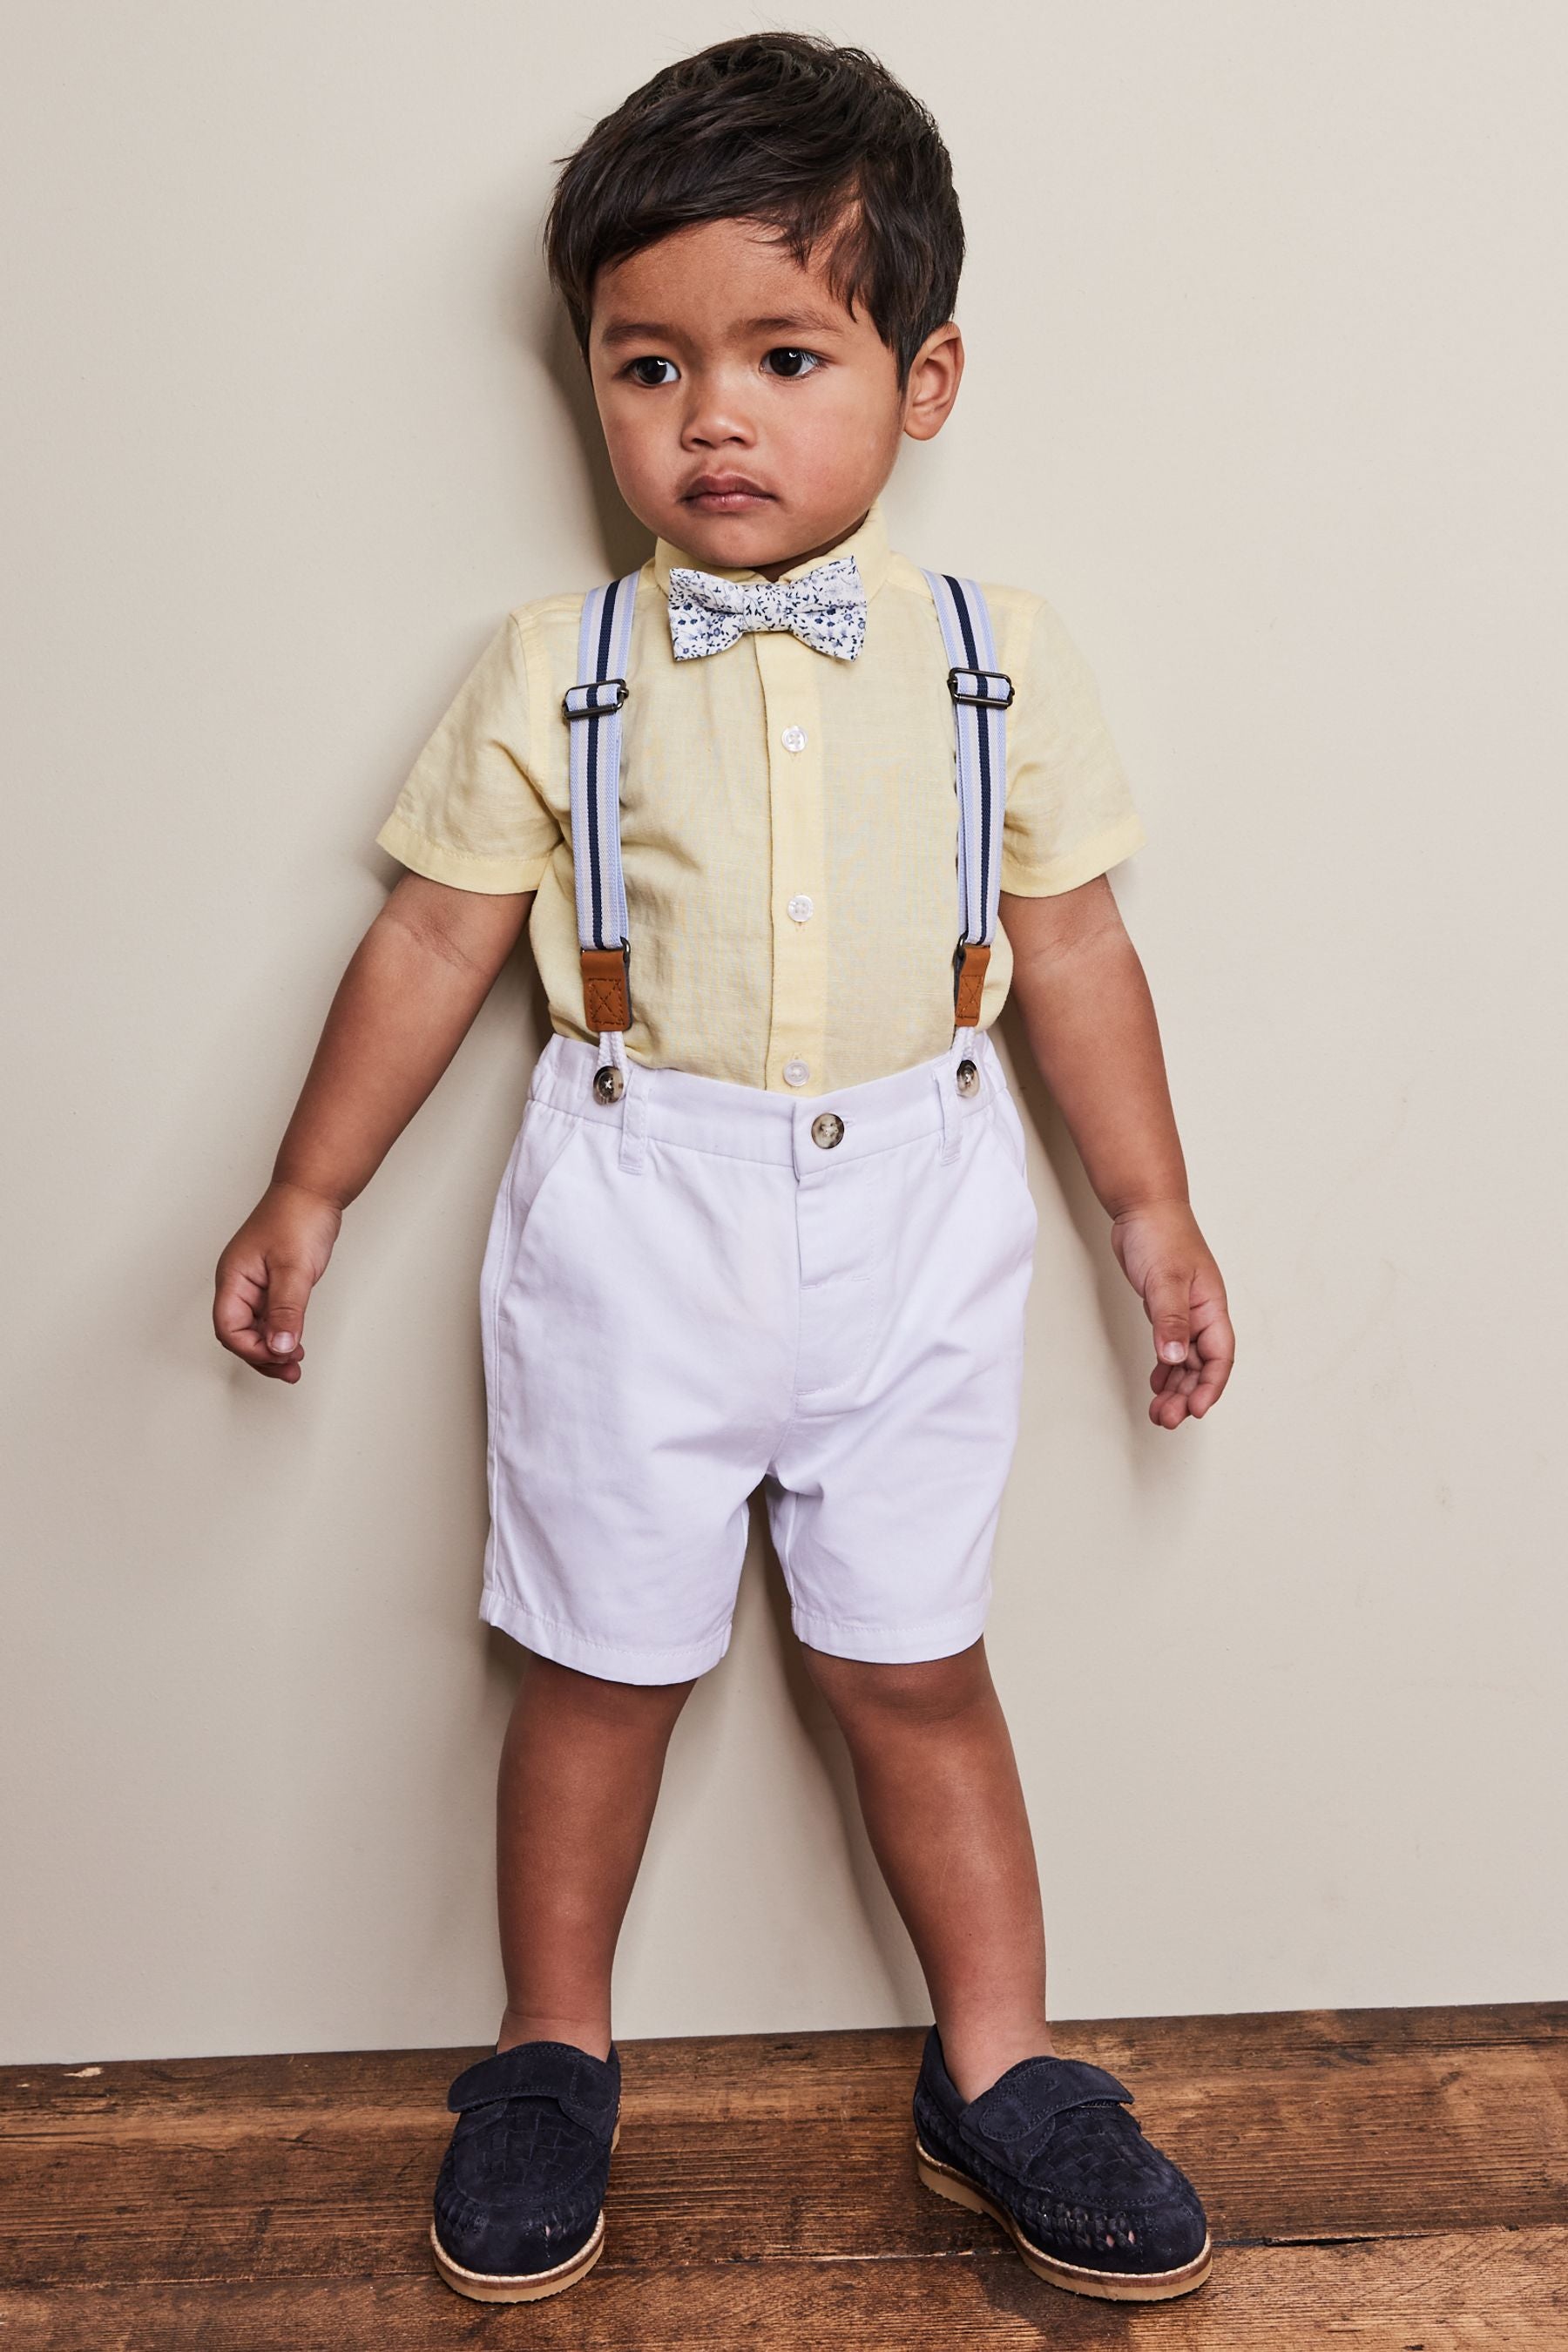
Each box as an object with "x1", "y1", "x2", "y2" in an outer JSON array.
[{"x1": 682, "y1": 476, "x2": 773, "y2": 512}]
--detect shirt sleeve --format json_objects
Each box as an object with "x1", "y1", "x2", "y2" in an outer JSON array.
[
  {"x1": 373, "y1": 612, "x2": 561, "y2": 893},
  {"x1": 1000, "y1": 595, "x2": 1146, "y2": 895}
]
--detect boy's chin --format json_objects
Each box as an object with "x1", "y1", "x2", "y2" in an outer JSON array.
[
  {"x1": 664, "y1": 507, "x2": 789, "y2": 564},
  {"x1": 661, "y1": 504, "x2": 860, "y2": 573}
]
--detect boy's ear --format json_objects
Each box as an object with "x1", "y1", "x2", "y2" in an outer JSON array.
[{"x1": 902, "y1": 321, "x2": 963, "y2": 443}]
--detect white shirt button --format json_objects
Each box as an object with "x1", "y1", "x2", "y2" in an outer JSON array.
[
  {"x1": 781, "y1": 725, "x2": 808, "y2": 754},
  {"x1": 787, "y1": 893, "x2": 814, "y2": 924},
  {"x1": 782, "y1": 1058, "x2": 810, "y2": 1088}
]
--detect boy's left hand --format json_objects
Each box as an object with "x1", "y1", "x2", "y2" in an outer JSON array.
[{"x1": 1110, "y1": 1202, "x2": 1234, "y2": 1429}]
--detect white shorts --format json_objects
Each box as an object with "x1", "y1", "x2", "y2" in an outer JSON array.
[{"x1": 476, "y1": 1027, "x2": 1037, "y2": 1684}]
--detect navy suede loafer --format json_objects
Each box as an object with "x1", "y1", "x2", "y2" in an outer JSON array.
[
  {"x1": 429, "y1": 2039, "x2": 620, "y2": 2302},
  {"x1": 913, "y1": 2027, "x2": 1211, "y2": 2301}
]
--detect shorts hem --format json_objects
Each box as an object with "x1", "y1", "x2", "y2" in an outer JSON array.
[
  {"x1": 788, "y1": 1596, "x2": 990, "y2": 1666},
  {"x1": 479, "y1": 1585, "x2": 732, "y2": 1685}
]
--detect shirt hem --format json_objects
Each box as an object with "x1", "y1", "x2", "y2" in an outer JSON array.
[
  {"x1": 1000, "y1": 814, "x2": 1147, "y2": 898},
  {"x1": 373, "y1": 811, "x2": 552, "y2": 895}
]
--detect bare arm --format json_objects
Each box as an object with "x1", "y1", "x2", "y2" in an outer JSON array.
[
  {"x1": 213, "y1": 874, "x2": 533, "y2": 1382},
  {"x1": 1001, "y1": 877, "x2": 1233, "y2": 1427}
]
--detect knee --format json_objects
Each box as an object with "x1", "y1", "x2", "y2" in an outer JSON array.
[{"x1": 803, "y1": 1640, "x2": 992, "y2": 1740}]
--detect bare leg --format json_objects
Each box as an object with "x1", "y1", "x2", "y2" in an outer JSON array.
[
  {"x1": 801, "y1": 1637, "x2": 1053, "y2": 2101},
  {"x1": 494, "y1": 1653, "x2": 695, "y2": 2058}
]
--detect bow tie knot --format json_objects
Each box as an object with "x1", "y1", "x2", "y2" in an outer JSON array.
[{"x1": 666, "y1": 555, "x2": 866, "y2": 662}]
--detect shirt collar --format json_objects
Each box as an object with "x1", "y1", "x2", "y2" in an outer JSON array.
[{"x1": 652, "y1": 497, "x2": 890, "y2": 602}]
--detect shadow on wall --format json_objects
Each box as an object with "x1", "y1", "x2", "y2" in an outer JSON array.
[{"x1": 538, "y1": 280, "x2": 655, "y2": 581}]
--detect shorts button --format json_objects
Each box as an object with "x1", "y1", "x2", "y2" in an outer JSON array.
[
  {"x1": 592, "y1": 1064, "x2": 625, "y2": 1104},
  {"x1": 782, "y1": 1058, "x2": 810, "y2": 1088},
  {"x1": 811, "y1": 1112, "x2": 845, "y2": 1150},
  {"x1": 956, "y1": 1058, "x2": 980, "y2": 1098}
]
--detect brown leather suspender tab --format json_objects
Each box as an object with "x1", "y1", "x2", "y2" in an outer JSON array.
[
  {"x1": 953, "y1": 941, "x2": 990, "y2": 1028},
  {"x1": 581, "y1": 943, "x2": 631, "y2": 1034}
]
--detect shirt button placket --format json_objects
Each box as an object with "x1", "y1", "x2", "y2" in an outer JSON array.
[{"x1": 754, "y1": 633, "x2": 827, "y2": 1093}]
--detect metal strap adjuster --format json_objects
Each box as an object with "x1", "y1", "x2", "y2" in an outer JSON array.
[
  {"x1": 947, "y1": 665, "x2": 1014, "y2": 710},
  {"x1": 563, "y1": 679, "x2": 630, "y2": 720}
]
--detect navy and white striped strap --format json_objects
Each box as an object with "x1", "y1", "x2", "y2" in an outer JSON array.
[
  {"x1": 563, "y1": 564, "x2": 1009, "y2": 1047},
  {"x1": 923, "y1": 571, "x2": 1012, "y2": 1031},
  {"x1": 563, "y1": 571, "x2": 639, "y2": 1031}
]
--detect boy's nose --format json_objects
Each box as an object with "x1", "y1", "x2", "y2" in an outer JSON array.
[{"x1": 679, "y1": 389, "x2": 756, "y2": 449}]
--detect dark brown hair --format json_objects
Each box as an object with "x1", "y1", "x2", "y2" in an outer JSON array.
[{"x1": 544, "y1": 33, "x2": 963, "y2": 384}]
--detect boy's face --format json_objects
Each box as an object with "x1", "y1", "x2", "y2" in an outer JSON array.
[{"x1": 586, "y1": 217, "x2": 962, "y2": 577}]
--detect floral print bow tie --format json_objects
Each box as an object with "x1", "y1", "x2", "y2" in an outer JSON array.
[{"x1": 666, "y1": 555, "x2": 867, "y2": 662}]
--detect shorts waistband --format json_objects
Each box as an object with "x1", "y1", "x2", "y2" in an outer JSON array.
[{"x1": 528, "y1": 1030, "x2": 1006, "y2": 1174}]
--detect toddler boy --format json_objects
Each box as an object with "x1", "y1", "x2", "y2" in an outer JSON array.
[{"x1": 214, "y1": 31, "x2": 1233, "y2": 2308}]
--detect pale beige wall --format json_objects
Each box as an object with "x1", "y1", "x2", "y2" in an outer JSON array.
[{"x1": 4, "y1": 3, "x2": 1565, "y2": 2063}]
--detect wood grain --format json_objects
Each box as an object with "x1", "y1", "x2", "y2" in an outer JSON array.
[
  {"x1": 0, "y1": 2233, "x2": 1564, "y2": 2351},
  {"x1": 2, "y1": 2005, "x2": 1564, "y2": 2344}
]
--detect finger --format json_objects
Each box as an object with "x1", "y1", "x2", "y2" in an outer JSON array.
[
  {"x1": 1145, "y1": 1268, "x2": 1193, "y2": 1367},
  {"x1": 213, "y1": 1260, "x2": 266, "y2": 1353},
  {"x1": 1156, "y1": 1356, "x2": 1204, "y2": 1425},
  {"x1": 214, "y1": 1288, "x2": 292, "y2": 1370},
  {"x1": 214, "y1": 1251, "x2": 308, "y2": 1377},
  {"x1": 219, "y1": 1324, "x2": 306, "y2": 1379},
  {"x1": 1151, "y1": 1342, "x2": 1197, "y2": 1392},
  {"x1": 262, "y1": 1259, "x2": 314, "y2": 1359},
  {"x1": 1188, "y1": 1308, "x2": 1237, "y2": 1415},
  {"x1": 221, "y1": 1324, "x2": 282, "y2": 1369}
]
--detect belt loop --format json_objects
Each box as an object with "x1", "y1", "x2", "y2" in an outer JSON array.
[
  {"x1": 607, "y1": 1032, "x2": 649, "y2": 1175},
  {"x1": 595, "y1": 1027, "x2": 626, "y2": 1086}
]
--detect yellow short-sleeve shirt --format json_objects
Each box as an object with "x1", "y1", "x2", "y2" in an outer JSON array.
[{"x1": 374, "y1": 500, "x2": 1144, "y2": 1095}]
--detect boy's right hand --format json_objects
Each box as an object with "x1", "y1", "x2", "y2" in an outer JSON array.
[{"x1": 213, "y1": 1181, "x2": 343, "y2": 1383}]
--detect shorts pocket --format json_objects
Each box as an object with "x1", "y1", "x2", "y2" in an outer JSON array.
[
  {"x1": 990, "y1": 1090, "x2": 1031, "y2": 1180},
  {"x1": 982, "y1": 1097, "x2": 1037, "y2": 1247},
  {"x1": 509, "y1": 1101, "x2": 585, "y2": 1226},
  {"x1": 481, "y1": 1105, "x2": 585, "y2": 1342}
]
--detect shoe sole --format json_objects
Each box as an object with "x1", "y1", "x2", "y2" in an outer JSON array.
[
  {"x1": 915, "y1": 2138, "x2": 1213, "y2": 2301},
  {"x1": 429, "y1": 2121, "x2": 620, "y2": 2302}
]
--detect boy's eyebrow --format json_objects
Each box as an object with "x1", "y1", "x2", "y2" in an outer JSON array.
[
  {"x1": 597, "y1": 309, "x2": 848, "y2": 348},
  {"x1": 596, "y1": 320, "x2": 678, "y2": 348},
  {"x1": 737, "y1": 311, "x2": 848, "y2": 337}
]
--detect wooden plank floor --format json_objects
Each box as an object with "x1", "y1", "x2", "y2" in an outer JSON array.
[{"x1": 2, "y1": 2004, "x2": 1564, "y2": 2348}]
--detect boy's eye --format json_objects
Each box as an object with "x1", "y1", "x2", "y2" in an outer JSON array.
[
  {"x1": 626, "y1": 356, "x2": 679, "y2": 387},
  {"x1": 762, "y1": 347, "x2": 821, "y2": 378}
]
